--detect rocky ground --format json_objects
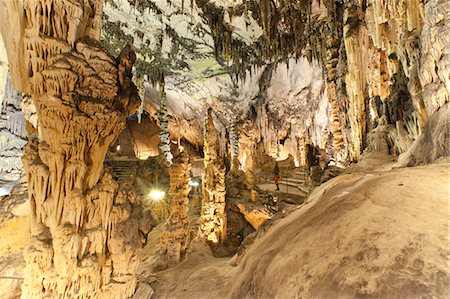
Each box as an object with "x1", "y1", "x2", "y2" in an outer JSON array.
[
  {"x1": 1, "y1": 153, "x2": 448, "y2": 298},
  {"x1": 138, "y1": 152, "x2": 449, "y2": 298},
  {"x1": 0, "y1": 180, "x2": 29, "y2": 299}
]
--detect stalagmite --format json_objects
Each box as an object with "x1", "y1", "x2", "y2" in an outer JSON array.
[
  {"x1": 159, "y1": 151, "x2": 191, "y2": 267},
  {"x1": 201, "y1": 108, "x2": 227, "y2": 244},
  {"x1": 0, "y1": 1, "x2": 146, "y2": 298}
]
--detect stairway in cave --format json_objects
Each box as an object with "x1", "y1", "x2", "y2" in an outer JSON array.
[
  {"x1": 105, "y1": 160, "x2": 139, "y2": 185},
  {"x1": 277, "y1": 168, "x2": 309, "y2": 196},
  {"x1": 257, "y1": 168, "x2": 310, "y2": 204}
]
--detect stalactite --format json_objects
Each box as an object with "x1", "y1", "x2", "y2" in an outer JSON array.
[
  {"x1": 136, "y1": 74, "x2": 145, "y2": 124},
  {"x1": 158, "y1": 81, "x2": 173, "y2": 166},
  {"x1": 0, "y1": 71, "x2": 27, "y2": 184},
  {"x1": 229, "y1": 120, "x2": 240, "y2": 175},
  {"x1": 201, "y1": 108, "x2": 227, "y2": 245}
]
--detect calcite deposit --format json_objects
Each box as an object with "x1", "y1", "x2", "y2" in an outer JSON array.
[
  {"x1": 0, "y1": 0, "x2": 448, "y2": 298},
  {"x1": 0, "y1": 0, "x2": 145, "y2": 298},
  {"x1": 160, "y1": 151, "x2": 191, "y2": 267},
  {"x1": 0, "y1": 73, "x2": 27, "y2": 184},
  {"x1": 201, "y1": 109, "x2": 227, "y2": 245}
]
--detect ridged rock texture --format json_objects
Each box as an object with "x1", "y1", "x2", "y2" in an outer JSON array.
[
  {"x1": 201, "y1": 109, "x2": 227, "y2": 245},
  {"x1": 158, "y1": 82, "x2": 173, "y2": 166},
  {"x1": 160, "y1": 151, "x2": 191, "y2": 267},
  {"x1": 0, "y1": 0, "x2": 146, "y2": 298},
  {"x1": 0, "y1": 73, "x2": 27, "y2": 183},
  {"x1": 336, "y1": 0, "x2": 450, "y2": 160},
  {"x1": 98, "y1": 0, "x2": 449, "y2": 170}
]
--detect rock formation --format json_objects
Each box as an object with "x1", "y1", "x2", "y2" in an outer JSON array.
[
  {"x1": 160, "y1": 151, "x2": 191, "y2": 267},
  {"x1": 158, "y1": 82, "x2": 173, "y2": 166},
  {"x1": 0, "y1": 0, "x2": 448, "y2": 297},
  {"x1": 0, "y1": 1, "x2": 145, "y2": 298},
  {"x1": 229, "y1": 121, "x2": 240, "y2": 175},
  {"x1": 201, "y1": 109, "x2": 227, "y2": 245},
  {"x1": 0, "y1": 73, "x2": 27, "y2": 184}
]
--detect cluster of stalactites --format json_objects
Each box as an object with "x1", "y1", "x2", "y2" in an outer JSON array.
[
  {"x1": 201, "y1": 109, "x2": 227, "y2": 244},
  {"x1": 339, "y1": 0, "x2": 443, "y2": 160}
]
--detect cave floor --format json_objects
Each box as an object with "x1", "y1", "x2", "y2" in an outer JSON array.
[
  {"x1": 0, "y1": 154, "x2": 448, "y2": 298},
  {"x1": 138, "y1": 153, "x2": 450, "y2": 298}
]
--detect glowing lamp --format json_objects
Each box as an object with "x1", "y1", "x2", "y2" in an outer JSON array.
[
  {"x1": 116, "y1": 145, "x2": 121, "y2": 151},
  {"x1": 188, "y1": 179, "x2": 200, "y2": 187},
  {"x1": 149, "y1": 190, "x2": 165, "y2": 201}
]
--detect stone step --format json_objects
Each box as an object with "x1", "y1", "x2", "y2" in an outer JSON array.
[
  {"x1": 277, "y1": 180, "x2": 300, "y2": 188},
  {"x1": 277, "y1": 182, "x2": 308, "y2": 195},
  {"x1": 106, "y1": 160, "x2": 138, "y2": 186},
  {"x1": 279, "y1": 177, "x2": 306, "y2": 184}
]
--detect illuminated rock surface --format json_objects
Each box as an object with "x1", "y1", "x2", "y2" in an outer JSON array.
[{"x1": 0, "y1": 0, "x2": 448, "y2": 298}]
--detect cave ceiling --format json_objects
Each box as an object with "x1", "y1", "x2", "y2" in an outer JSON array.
[{"x1": 102, "y1": 0, "x2": 331, "y2": 142}]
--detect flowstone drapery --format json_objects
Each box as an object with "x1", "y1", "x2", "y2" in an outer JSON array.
[
  {"x1": 201, "y1": 109, "x2": 227, "y2": 244},
  {"x1": 0, "y1": 1, "x2": 145, "y2": 298}
]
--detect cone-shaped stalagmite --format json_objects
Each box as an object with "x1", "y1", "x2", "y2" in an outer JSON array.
[{"x1": 201, "y1": 109, "x2": 227, "y2": 244}]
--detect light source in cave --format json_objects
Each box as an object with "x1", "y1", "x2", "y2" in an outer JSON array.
[
  {"x1": 0, "y1": 0, "x2": 448, "y2": 298},
  {"x1": 149, "y1": 189, "x2": 166, "y2": 201},
  {"x1": 188, "y1": 179, "x2": 200, "y2": 187}
]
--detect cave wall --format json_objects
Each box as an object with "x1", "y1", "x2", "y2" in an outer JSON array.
[
  {"x1": 0, "y1": 36, "x2": 27, "y2": 187},
  {"x1": 334, "y1": 0, "x2": 449, "y2": 160},
  {"x1": 0, "y1": 73, "x2": 27, "y2": 184},
  {"x1": 100, "y1": 0, "x2": 450, "y2": 170}
]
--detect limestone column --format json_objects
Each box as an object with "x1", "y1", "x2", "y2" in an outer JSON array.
[
  {"x1": 343, "y1": 2, "x2": 370, "y2": 161},
  {"x1": 1, "y1": 1, "x2": 144, "y2": 298},
  {"x1": 160, "y1": 151, "x2": 191, "y2": 267},
  {"x1": 201, "y1": 108, "x2": 227, "y2": 244}
]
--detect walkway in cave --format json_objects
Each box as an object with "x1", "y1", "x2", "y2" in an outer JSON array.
[{"x1": 257, "y1": 168, "x2": 309, "y2": 204}]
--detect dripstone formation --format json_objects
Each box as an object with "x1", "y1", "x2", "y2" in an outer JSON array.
[
  {"x1": 0, "y1": 73, "x2": 27, "y2": 183},
  {"x1": 160, "y1": 151, "x2": 191, "y2": 267},
  {"x1": 201, "y1": 109, "x2": 227, "y2": 245},
  {"x1": 0, "y1": 1, "x2": 147, "y2": 298}
]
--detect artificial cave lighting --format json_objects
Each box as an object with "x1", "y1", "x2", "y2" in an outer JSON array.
[
  {"x1": 188, "y1": 179, "x2": 200, "y2": 187},
  {"x1": 0, "y1": 0, "x2": 448, "y2": 298},
  {"x1": 149, "y1": 190, "x2": 165, "y2": 201}
]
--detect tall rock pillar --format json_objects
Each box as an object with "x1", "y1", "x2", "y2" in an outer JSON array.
[
  {"x1": 201, "y1": 109, "x2": 227, "y2": 244},
  {"x1": 1, "y1": 1, "x2": 143, "y2": 298},
  {"x1": 160, "y1": 151, "x2": 191, "y2": 267}
]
